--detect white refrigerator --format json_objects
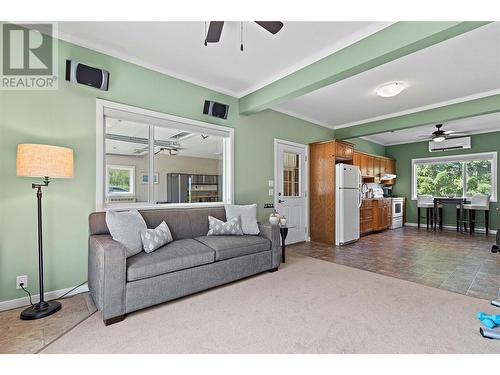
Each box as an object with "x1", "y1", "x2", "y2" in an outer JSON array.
[{"x1": 335, "y1": 164, "x2": 362, "y2": 245}]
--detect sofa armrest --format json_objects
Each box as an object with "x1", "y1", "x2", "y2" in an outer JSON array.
[
  {"x1": 88, "y1": 235, "x2": 127, "y2": 320},
  {"x1": 258, "y1": 223, "x2": 281, "y2": 269}
]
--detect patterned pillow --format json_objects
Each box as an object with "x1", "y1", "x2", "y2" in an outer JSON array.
[
  {"x1": 140, "y1": 221, "x2": 173, "y2": 253},
  {"x1": 207, "y1": 215, "x2": 244, "y2": 236}
]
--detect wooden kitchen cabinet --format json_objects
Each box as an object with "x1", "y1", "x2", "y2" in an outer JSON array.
[
  {"x1": 373, "y1": 157, "x2": 381, "y2": 183},
  {"x1": 352, "y1": 152, "x2": 361, "y2": 168},
  {"x1": 360, "y1": 154, "x2": 373, "y2": 177},
  {"x1": 360, "y1": 198, "x2": 392, "y2": 235},
  {"x1": 353, "y1": 151, "x2": 396, "y2": 181},
  {"x1": 373, "y1": 198, "x2": 392, "y2": 231},
  {"x1": 335, "y1": 141, "x2": 354, "y2": 162},
  {"x1": 360, "y1": 199, "x2": 374, "y2": 235},
  {"x1": 386, "y1": 159, "x2": 396, "y2": 175}
]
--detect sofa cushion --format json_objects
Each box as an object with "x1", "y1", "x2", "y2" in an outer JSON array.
[
  {"x1": 106, "y1": 209, "x2": 147, "y2": 257},
  {"x1": 195, "y1": 235, "x2": 271, "y2": 261},
  {"x1": 207, "y1": 216, "x2": 244, "y2": 236},
  {"x1": 126, "y1": 239, "x2": 215, "y2": 281}
]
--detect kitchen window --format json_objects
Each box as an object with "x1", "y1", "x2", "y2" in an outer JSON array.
[
  {"x1": 411, "y1": 152, "x2": 497, "y2": 201},
  {"x1": 96, "y1": 99, "x2": 234, "y2": 209}
]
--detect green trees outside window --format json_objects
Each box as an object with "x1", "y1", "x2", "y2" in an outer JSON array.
[
  {"x1": 108, "y1": 168, "x2": 131, "y2": 192},
  {"x1": 416, "y1": 159, "x2": 492, "y2": 198}
]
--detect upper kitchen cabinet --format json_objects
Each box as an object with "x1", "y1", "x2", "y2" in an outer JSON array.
[
  {"x1": 335, "y1": 140, "x2": 354, "y2": 162},
  {"x1": 373, "y1": 157, "x2": 381, "y2": 183},
  {"x1": 352, "y1": 151, "x2": 396, "y2": 183}
]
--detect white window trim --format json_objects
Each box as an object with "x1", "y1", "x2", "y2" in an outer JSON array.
[
  {"x1": 411, "y1": 151, "x2": 497, "y2": 202},
  {"x1": 106, "y1": 164, "x2": 135, "y2": 196},
  {"x1": 96, "y1": 99, "x2": 234, "y2": 210}
]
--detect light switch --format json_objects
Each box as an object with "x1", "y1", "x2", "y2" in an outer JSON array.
[
  {"x1": 268, "y1": 189, "x2": 274, "y2": 196},
  {"x1": 268, "y1": 180, "x2": 274, "y2": 188}
]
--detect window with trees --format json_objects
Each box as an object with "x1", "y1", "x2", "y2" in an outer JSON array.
[{"x1": 412, "y1": 152, "x2": 497, "y2": 201}]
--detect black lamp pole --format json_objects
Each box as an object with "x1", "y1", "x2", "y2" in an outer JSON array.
[{"x1": 20, "y1": 177, "x2": 62, "y2": 320}]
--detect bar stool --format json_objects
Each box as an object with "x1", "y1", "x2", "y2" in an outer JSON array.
[
  {"x1": 417, "y1": 195, "x2": 443, "y2": 230},
  {"x1": 461, "y1": 194, "x2": 490, "y2": 235}
]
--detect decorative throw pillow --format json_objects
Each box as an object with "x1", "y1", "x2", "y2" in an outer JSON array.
[
  {"x1": 224, "y1": 204, "x2": 259, "y2": 235},
  {"x1": 207, "y1": 215, "x2": 244, "y2": 236},
  {"x1": 105, "y1": 209, "x2": 147, "y2": 257},
  {"x1": 140, "y1": 221, "x2": 173, "y2": 253}
]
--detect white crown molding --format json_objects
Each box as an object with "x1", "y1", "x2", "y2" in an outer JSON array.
[
  {"x1": 57, "y1": 22, "x2": 394, "y2": 100},
  {"x1": 235, "y1": 22, "x2": 394, "y2": 98},
  {"x1": 358, "y1": 135, "x2": 386, "y2": 145},
  {"x1": 272, "y1": 107, "x2": 335, "y2": 129},
  {"x1": 57, "y1": 31, "x2": 241, "y2": 97},
  {"x1": 0, "y1": 283, "x2": 89, "y2": 312},
  {"x1": 332, "y1": 88, "x2": 500, "y2": 130}
]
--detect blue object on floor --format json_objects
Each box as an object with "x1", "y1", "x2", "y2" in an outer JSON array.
[{"x1": 477, "y1": 312, "x2": 500, "y2": 329}]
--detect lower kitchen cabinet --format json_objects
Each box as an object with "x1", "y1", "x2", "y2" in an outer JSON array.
[
  {"x1": 360, "y1": 198, "x2": 392, "y2": 235},
  {"x1": 360, "y1": 199, "x2": 373, "y2": 235}
]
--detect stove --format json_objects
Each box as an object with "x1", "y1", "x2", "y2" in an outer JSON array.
[{"x1": 390, "y1": 197, "x2": 404, "y2": 229}]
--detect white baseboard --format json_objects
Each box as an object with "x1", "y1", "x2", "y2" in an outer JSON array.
[
  {"x1": 0, "y1": 283, "x2": 89, "y2": 312},
  {"x1": 405, "y1": 222, "x2": 497, "y2": 234}
]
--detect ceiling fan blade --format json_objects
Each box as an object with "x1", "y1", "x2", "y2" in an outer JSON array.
[
  {"x1": 254, "y1": 21, "x2": 284, "y2": 34},
  {"x1": 443, "y1": 130, "x2": 456, "y2": 134},
  {"x1": 447, "y1": 133, "x2": 469, "y2": 137},
  {"x1": 206, "y1": 21, "x2": 224, "y2": 43}
]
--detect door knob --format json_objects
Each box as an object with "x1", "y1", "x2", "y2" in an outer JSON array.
[{"x1": 278, "y1": 199, "x2": 285, "y2": 203}]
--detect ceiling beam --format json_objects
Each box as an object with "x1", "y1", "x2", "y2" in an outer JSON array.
[
  {"x1": 239, "y1": 22, "x2": 490, "y2": 115},
  {"x1": 334, "y1": 94, "x2": 500, "y2": 139}
]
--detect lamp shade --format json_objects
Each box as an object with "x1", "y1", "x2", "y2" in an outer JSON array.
[{"x1": 16, "y1": 144, "x2": 74, "y2": 178}]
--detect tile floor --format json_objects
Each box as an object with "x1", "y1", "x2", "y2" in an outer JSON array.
[
  {"x1": 0, "y1": 293, "x2": 96, "y2": 354},
  {"x1": 288, "y1": 226, "x2": 500, "y2": 300}
]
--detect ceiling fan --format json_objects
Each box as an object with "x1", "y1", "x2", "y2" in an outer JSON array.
[
  {"x1": 419, "y1": 124, "x2": 470, "y2": 143},
  {"x1": 204, "y1": 21, "x2": 284, "y2": 51}
]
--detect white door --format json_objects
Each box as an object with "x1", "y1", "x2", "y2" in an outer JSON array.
[{"x1": 275, "y1": 140, "x2": 307, "y2": 244}]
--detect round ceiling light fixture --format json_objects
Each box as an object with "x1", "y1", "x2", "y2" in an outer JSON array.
[{"x1": 376, "y1": 82, "x2": 407, "y2": 98}]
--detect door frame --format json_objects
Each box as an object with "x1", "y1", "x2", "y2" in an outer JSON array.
[{"x1": 273, "y1": 138, "x2": 310, "y2": 242}]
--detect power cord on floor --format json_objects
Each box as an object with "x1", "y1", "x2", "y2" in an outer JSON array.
[
  {"x1": 19, "y1": 281, "x2": 87, "y2": 306},
  {"x1": 20, "y1": 283, "x2": 34, "y2": 307},
  {"x1": 49, "y1": 280, "x2": 88, "y2": 301}
]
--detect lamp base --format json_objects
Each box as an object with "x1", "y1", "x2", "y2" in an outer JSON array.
[{"x1": 20, "y1": 301, "x2": 61, "y2": 320}]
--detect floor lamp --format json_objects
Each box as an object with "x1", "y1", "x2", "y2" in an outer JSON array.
[{"x1": 16, "y1": 144, "x2": 74, "y2": 320}]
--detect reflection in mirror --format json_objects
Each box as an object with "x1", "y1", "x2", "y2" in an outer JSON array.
[
  {"x1": 154, "y1": 127, "x2": 224, "y2": 204},
  {"x1": 105, "y1": 117, "x2": 149, "y2": 204}
]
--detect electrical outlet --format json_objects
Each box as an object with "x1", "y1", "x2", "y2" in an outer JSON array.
[
  {"x1": 16, "y1": 275, "x2": 27, "y2": 290},
  {"x1": 268, "y1": 180, "x2": 274, "y2": 188},
  {"x1": 268, "y1": 188, "x2": 274, "y2": 196}
]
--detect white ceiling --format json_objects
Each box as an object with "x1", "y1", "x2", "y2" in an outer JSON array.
[
  {"x1": 105, "y1": 117, "x2": 223, "y2": 159},
  {"x1": 363, "y1": 112, "x2": 500, "y2": 146},
  {"x1": 274, "y1": 22, "x2": 500, "y2": 128},
  {"x1": 58, "y1": 21, "x2": 391, "y2": 97}
]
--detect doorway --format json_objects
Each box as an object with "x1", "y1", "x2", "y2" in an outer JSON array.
[{"x1": 274, "y1": 139, "x2": 308, "y2": 244}]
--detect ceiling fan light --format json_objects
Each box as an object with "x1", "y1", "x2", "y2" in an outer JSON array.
[
  {"x1": 376, "y1": 82, "x2": 407, "y2": 98},
  {"x1": 433, "y1": 136, "x2": 446, "y2": 142}
]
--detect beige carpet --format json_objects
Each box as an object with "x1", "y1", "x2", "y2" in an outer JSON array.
[{"x1": 42, "y1": 255, "x2": 500, "y2": 353}]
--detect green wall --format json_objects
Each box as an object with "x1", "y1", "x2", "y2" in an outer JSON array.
[
  {"x1": 386, "y1": 132, "x2": 500, "y2": 230},
  {"x1": 0, "y1": 38, "x2": 333, "y2": 303},
  {"x1": 346, "y1": 137, "x2": 386, "y2": 156}
]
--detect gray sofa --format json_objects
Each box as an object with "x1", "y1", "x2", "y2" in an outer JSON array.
[{"x1": 88, "y1": 206, "x2": 281, "y2": 325}]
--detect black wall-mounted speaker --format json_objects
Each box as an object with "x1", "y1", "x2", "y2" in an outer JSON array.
[
  {"x1": 65, "y1": 60, "x2": 109, "y2": 91},
  {"x1": 203, "y1": 100, "x2": 229, "y2": 119}
]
